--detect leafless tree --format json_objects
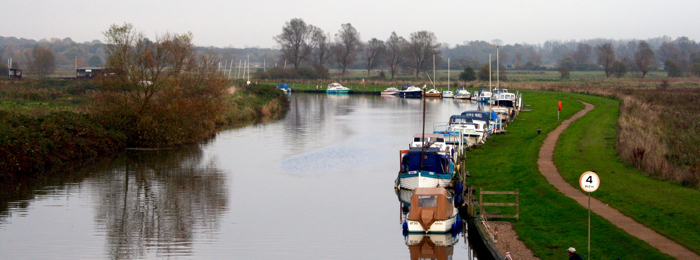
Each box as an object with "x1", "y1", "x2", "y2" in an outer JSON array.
[
  {"x1": 384, "y1": 32, "x2": 407, "y2": 80},
  {"x1": 596, "y1": 43, "x2": 616, "y2": 78},
  {"x1": 658, "y1": 42, "x2": 680, "y2": 64},
  {"x1": 571, "y1": 43, "x2": 592, "y2": 65},
  {"x1": 25, "y1": 45, "x2": 55, "y2": 78},
  {"x1": 312, "y1": 29, "x2": 331, "y2": 66},
  {"x1": 406, "y1": 30, "x2": 441, "y2": 78},
  {"x1": 634, "y1": 41, "x2": 655, "y2": 78},
  {"x1": 332, "y1": 23, "x2": 362, "y2": 76},
  {"x1": 363, "y1": 38, "x2": 385, "y2": 78},
  {"x1": 273, "y1": 18, "x2": 317, "y2": 69}
]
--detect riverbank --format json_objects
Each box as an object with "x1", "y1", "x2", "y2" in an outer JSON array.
[
  {"x1": 0, "y1": 80, "x2": 289, "y2": 180},
  {"x1": 463, "y1": 89, "x2": 700, "y2": 259}
]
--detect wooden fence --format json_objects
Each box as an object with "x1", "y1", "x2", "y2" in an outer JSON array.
[{"x1": 479, "y1": 188, "x2": 520, "y2": 219}]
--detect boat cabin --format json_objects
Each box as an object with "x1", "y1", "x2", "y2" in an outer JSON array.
[
  {"x1": 401, "y1": 147, "x2": 451, "y2": 174},
  {"x1": 276, "y1": 83, "x2": 290, "y2": 92},
  {"x1": 407, "y1": 187, "x2": 455, "y2": 231},
  {"x1": 8, "y1": 68, "x2": 22, "y2": 80},
  {"x1": 402, "y1": 84, "x2": 416, "y2": 90}
]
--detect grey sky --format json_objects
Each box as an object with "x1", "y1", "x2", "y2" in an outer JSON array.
[{"x1": 5, "y1": 0, "x2": 698, "y2": 48}]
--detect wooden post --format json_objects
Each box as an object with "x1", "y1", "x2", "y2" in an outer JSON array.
[
  {"x1": 516, "y1": 188, "x2": 520, "y2": 220},
  {"x1": 479, "y1": 188, "x2": 483, "y2": 217}
]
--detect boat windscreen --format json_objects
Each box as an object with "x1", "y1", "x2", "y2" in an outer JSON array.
[{"x1": 418, "y1": 196, "x2": 438, "y2": 207}]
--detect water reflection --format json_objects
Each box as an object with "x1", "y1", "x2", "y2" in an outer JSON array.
[
  {"x1": 91, "y1": 147, "x2": 227, "y2": 259},
  {"x1": 406, "y1": 233, "x2": 458, "y2": 260}
]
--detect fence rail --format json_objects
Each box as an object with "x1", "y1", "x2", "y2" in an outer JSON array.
[{"x1": 480, "y1": 188, "x2": 520, "y2": 219}]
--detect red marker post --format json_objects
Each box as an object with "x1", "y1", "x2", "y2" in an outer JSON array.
[{"x1": 558, "y1": 101, "x2": 562, "y2": 120}]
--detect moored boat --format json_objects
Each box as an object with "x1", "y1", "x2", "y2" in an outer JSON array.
[
  {"x1": 381, "y1": 87, "x2": 400, "y2": 95},
  {"x1": 453, "y1": 87, "x2": 471, "y2": 99},
  {"x1": 276, "y1": 83, "x2": 290, "y2": 93},
  {"x1": 404, "y1": 187, "x2": 460, "y2": 233},
  {"x1": 425, "y1": 88, "x2": 442, "y2": 98},
  {"x1": 397, "y1": 147, "x2": 454, "y2": 190},
  {"x1": 326, "y1": 82, "x2": 350, "y2": 94},
  {"x1": 441, "y1": 90, "x2": 454, "y2": 98},
  {"x1": 399, "y1": 84, "x2": 423, "y2": 98},
  {"x1": 476, "y1": 88, "x2": 492, "y2": 102}
]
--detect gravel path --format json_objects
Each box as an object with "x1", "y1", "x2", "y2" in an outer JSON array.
[{"x1": 537, "y1": 101, "x2": 700, "y2": 260}]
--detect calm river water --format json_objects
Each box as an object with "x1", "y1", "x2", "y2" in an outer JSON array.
[{"x1": 0, "y1": 93, "x2": 489, "y2": 259}]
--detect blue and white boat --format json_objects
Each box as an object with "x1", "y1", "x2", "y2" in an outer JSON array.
[
  {"x1": 461, "y1": 110, "x2": 495, "y2": 136},
  {"x1": 441, "y1": 90, "x2": 454, "y2": 98},
  {"x1": 397, "y1": 146, "x2": 454, "y2": 190},
  {"x1": 476, "y1": 88, "x2": 492, "y2": 102},
  {"x1": 326, "y1": 82, "x2": 350, "y2": 94},
  {"x1": 276, "y1": 83, "x2": 290, "y2": 93},
  {"x1": 399, "y1": 84, "x2": 423, "y2": 98}
]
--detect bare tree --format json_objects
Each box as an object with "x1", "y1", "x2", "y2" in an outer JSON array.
[
  {"x1": 312, "y1": 29, "x2": 331, "y2": 66},
  {"x1": 273, "y1": 18, "x2": 316, "y2": 69},
  {"x1": 634, "y1": 41, "x2": 655, "y2": 78},
  {"x1": 406, "y1": 31, "x2": 441, "y2": 77},
  {"x1": 571, "y1": 43, "x2": 592, "y2": 65},
  {"x1": 363, "y1": 38, "x2": 385, "y2": 78},
  {"x1": 332, "y1": 23, "x2": 362, "y2": 76},
  {"x1": 384, "y1": 32, "x2": 407, "y2": 80},
  {"x1": 93, "y1": 23, "x2": 229, "y2": 147},
  {"x1": 25, "y1": 45, "x2": 56, "y2": 78},
  {"x1": 596, "y1": 43, "x2": 616, "y2": 78}
]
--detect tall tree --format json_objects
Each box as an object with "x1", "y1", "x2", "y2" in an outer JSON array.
[
  {"x1": 274, "y1": 18, "x2": 316, "y2": 69},
  {"x1": 383, "y1": 32, "x2": 407, "y2": 80},
  {"x1": 312, "y1": 29, "x2": 331, "y2": 66},
  {"x1": 332, "y1": 23, "x2": 362, "y2": 76},
  {"x1": 363, "y1": 38, "x2": 385, "y2": 78},
  {"x1": 571, "y1": 43, "x2": 592, "y2": 65},
  {"x1": 634, "y1": 41, "x2": 655, "y2": 78},
  {"x1": 26, "y1": 45, "x2": 56, "y2": 78},
  {"x1": 407, "y1": 31, "x2": 441, "y2": 77},
  {"x1": 596, "y1": 43, "x2": 616, "y2": 78},
  {"x1": 93, "y1": 23, "x2": 229, "y2": 147}
]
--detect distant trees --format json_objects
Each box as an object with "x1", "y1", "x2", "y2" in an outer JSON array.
[
  {"x1": 91, "y1": 23, "x2": 229, "y2": 147},
  {"x1": 571, "y1": 43, "x2": 592, "y2": 65},
  {"x1": 665, "y1": 60, "x2": 682, "y2": 77},
  {"x1": 558, "y1": 65, "x2": 570, "y2": 80},
  {"x1": 312, "y1": 29, "x2": 332, "y2": 66},
  {"x1": 384, "y1": 32, "x2": 407, "y2": 80},
  {"x1": 363, "y1": 38, "x2": 385, "y2": 78},
  {"x1": 25, "y1": 45, "x2": 56, "y2": 78},
  {"x1": 331, "y1": 23, "x2": 362, "y2": 76},
  {"x1": 596, "y1": 43, "x2": 616, "y2": 78},
  {"x1": 477, "y1": 63, "x2": 490, "y2": 81},
  {"x1": 459, "y1": 67, "x2": 476, "y2": 81},
  {"x1": 406, "y1": 31, "x2": 441, "y2": 77},
  {"x1": 88, "y1": 55, "x2": 103, "y2": 67},
  {"x1": 611, "y1": 61, "x2": 627, "y2": 78},
  {"x1": 274, "y1": 18, "x2": 317, "y2": 69},
  {"x1": 634, "y1": 41, "x2": 655, "y2": 78}
]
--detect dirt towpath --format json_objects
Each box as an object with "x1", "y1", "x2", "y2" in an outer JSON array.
[{"x1": 537, "y1": 101, "x2": 700, "y2": 260}]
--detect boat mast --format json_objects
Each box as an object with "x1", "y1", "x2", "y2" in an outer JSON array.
[
  {"x1": 489, "y1": 53, "x2": 492, "y2": 94},
  {"x1": 433, "y1": 55, "x2": 436, "y2": 88},
  {"x1": 447, "y1": 58, "x2": 450, "y2": 91},
  {"x1": 497, "y1": 46, "x2": 500, "y2": 90}
]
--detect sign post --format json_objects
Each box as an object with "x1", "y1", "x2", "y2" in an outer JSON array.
[
  {"x1": 579, "y1": 171, "x2": 600, "y2": 260},
  {"x1": 558, "y1": 101, "x2": 562, "y2": 120}
]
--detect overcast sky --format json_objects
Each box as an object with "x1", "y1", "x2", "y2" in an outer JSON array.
[{"x1": 4, "y1": 0, "x2": 698, "y2": 48}]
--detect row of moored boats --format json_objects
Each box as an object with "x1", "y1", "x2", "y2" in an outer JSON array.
[{"x1": 395, "y1": 88, "x2": 522, "y2": 235}]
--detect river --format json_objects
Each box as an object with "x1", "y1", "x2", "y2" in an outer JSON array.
[{"x1": 0, "y1": 93, "x2": 489, "y2": 259}]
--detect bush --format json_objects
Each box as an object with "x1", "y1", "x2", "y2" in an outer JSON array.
[
  {"x1": 558, "y1": 66, "x2": 570, "y2": 80},
  {"x1": 612, "y1": 61, "x2": 627, "y2": 78},
  {"x1": 665, "y1": 60, "x2": 682, "y2": 77},
  {"x1": 459, "y1": 67, "x2": 476, "y2": 81}
]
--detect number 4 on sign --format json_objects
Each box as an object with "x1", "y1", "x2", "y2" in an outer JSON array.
[{"x1": 579, "y1": 171, "x2": 600, "y2": 193}]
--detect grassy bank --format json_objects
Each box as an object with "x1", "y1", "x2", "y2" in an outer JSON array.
[
  {"x1": 0, "y1": 79, "x2": 289, "y2": 179},
  {"x1": 553, "y1": 93, "x2": 700, "y2": 254},
  {"x1": 464, "y1": 90, "x2": 673, "y2": 259}
]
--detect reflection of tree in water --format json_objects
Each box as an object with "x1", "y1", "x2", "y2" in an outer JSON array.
[{"x1": 92, "y1": 146, "x2": 227, "y2": 259}]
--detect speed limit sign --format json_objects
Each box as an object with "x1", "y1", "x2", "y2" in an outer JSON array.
[{"x1": 579, "y1": 171, "x2": 600, "y2": 192}]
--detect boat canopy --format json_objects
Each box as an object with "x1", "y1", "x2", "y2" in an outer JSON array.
[
  {"x1": 401, "y1": 147, "x2": 450, "y2": 174},
  {"x1": 328, "y1": 82, "x2": 344, "y2": 88},
  {"x1": 402, "y1": 84, "x2": 416, "y2": 90},
  {"x1": 460, "y1": 111, "x2": 491, "y2": 121},
  {"x1": 276, "y1": 83, "x2": 290, "y2": 90},
  {"x1": 449, "y1": 115, "x2": 474, "y2": 125},
  {"x1": 413, "y1": 134, "x2": 446, "y2": 144},
  {"x1": 407, "y1": 187, "x2": 453, "y2": 223}
]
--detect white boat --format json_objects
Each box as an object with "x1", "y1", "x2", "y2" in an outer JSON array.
[
  {"x1": 326, "y1": 83, "x2": 349, "y2": 94},
  {"x1": 397, "y1": 146, "x2": 454, "y2": 190},
  {"x1": 399, "y1": 84, "x2": 423, "y2": 98},
  {"x1": 477, "y1": 89, "x2": 492, "y2": 102},
  {"x1": 446, "y1": 115, "x2": 483, "y2": 146},
  {"x1": 441, "y1": 90, "x2": 454, "y2": 98},
  {"x1": 381, "y1": 87, "x2": 400, "y2": 95},
  {"x1": 454, "y1": 87, "x2": 471, "y2": 99},
  {"x1": 404, "y1": 187, "x2": 460, "y2": 233}
]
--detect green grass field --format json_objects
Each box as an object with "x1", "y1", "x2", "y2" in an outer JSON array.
[
  {"x1": 462, "y1": 90, "x2": 680, "y2": 259},
  {"x1": 325, "y1": 69, "x2": 670, "y2": 82}
]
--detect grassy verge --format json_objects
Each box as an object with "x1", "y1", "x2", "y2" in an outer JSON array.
[
  {"x1": 553, "y1": 93, "x2": 700, "y2": 254},
  {"x1": 464, "y1": 90, "x2": 673, "y2": 259}
]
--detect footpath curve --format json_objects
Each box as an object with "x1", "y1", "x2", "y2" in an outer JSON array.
[{"x1": 537, "y1": 101, "x2": 700, "y2": 260}]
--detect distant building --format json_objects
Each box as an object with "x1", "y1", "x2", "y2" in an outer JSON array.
[
  {"x1": 9, "y1": 68, "x2": 22, "y2": 80},
  {"x1": 76, "y1": 66, "x2": 110, "y2": 79}
]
